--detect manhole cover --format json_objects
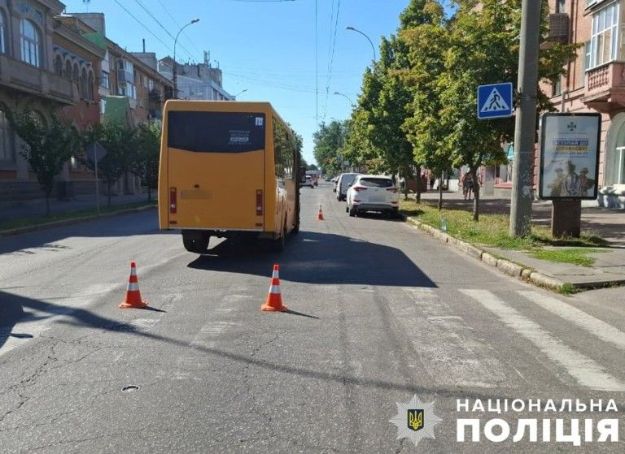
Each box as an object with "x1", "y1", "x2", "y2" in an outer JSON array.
[{"x1": 121, "y1": 385, "x2": 139, "y2": 392}]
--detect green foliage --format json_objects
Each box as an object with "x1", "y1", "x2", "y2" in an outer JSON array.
[
  {"x1": 400, "y1": 199, "x2": 606, "y2": 259},
  {"x1": 313, "y1": 120, "x2": 349, "y2": 175},
  {"x1": 8, "y1": 111, "x2": 80, "y2": 215},
  {"x1": 82, "y1": 121, "x2": 138, "y2": 206},
  {"x1": 133, "y1": 122, "x2": 161, "y2": 201}
]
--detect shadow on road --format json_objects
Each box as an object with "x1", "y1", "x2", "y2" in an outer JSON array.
[
  {"x1": 0, "y1": 210, "x2": 168, "y2": 254},
  {"x1": 187, "y1": 230, "x2": 436, "y2": 288}
]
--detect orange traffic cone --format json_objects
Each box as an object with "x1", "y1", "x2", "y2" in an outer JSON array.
[
  {"x1": 317, "y1": 204, "x2": 325, "y2": 221},
  {"x1": 119, "y1": 261, "x2": 148, "y2": 309},
  {"x1": 261, "y1": 264, "x2": 287, "y2": 312}
]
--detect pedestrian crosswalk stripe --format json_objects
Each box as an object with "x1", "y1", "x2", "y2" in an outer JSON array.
[
  {"x1": 519, "y1": 290, "x2": 625, "y2": 350},
  {"x1": 461, "y1": 289, "x2": 625, "y2": 391},
  {"x1": 480, "y1": 88, "x2": 510, "y2": 113}
]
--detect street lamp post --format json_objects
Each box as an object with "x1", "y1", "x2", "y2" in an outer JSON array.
[
  {"x1": 173, "y1": 18, "x2": 200, "y2": 99},
  {"x1": 346, "y1": 26, "x2": 376, "y2": 62},
  {"x1": 333, "y1": 91, "x2": 354, "y2": 107},
  {"x1": 234, "y1": 89, "x2": 248, "y2": 99}
]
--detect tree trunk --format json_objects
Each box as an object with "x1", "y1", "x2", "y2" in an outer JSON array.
[
  {"x1": 415, "y1": 165, "x2": 421, "y2": 203},
  {"x1": 471, "y1": 169, "x2": 480, "y2": 221},
  {"x1": 438, "y1": 170, "x2": 443, "y2": 210}
]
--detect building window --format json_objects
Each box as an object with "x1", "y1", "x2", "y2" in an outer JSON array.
[
  {"x1": 100, "y1": 70, "x2": 109, "y2": 89},
  {"x1": 54, "y1": 55, "x2": 63, "y2": 76},
  {"x1": 0, "y1": 108, "x2": 14, "y2": 163},
  {"x1": 0, "y1": 10, "x2": 6, "y2": 54},
  {"x1": 588, "y1": 2, "x2": 619, "y2": 70},
  {"x1": 553, "y1": 78, "x2": 562, "y2": 97},
  {"x1": 80, "y1": 67, "x2": 87, "y2": 98},
  {"x1": 65, "y1": 60, "x2": 72, "y2": 80},
  {"x1": 88, "y1": 71, "x2": 94, "y2": 100},
  {"x1": 556, "y1": 0, "x2": 566, "y2": 14},
  {"x1": 72, "y1": 63, "x2": 79, "y2": 84},
  {"x1": 20, "y1": 19, "x2": 40, "y2": 67}
]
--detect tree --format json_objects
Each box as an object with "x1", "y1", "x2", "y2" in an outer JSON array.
[
  {"x1": 312, "y1": 120, "x2": 348, "y2": 175},
  {"x1": 132, "y1": 122, "x2": 160, "y2": 202},
  {"x1": 82, "y1": 121, "x2": 137, "y2": 207},
  {"x1": 438, "y1": 0, "x2": 577, "y2": 221},
  {"x1": 400, "y1": 0, "x2": 451, "y2": 209},
  {"x1": 8, "y1": 111, "x2": 80, "y2": 216}
]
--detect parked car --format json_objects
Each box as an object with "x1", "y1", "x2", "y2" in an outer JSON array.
[
  {"x1": 336, "y1": 173, "x2": 360, "y2": 201},
  {"x1": 301, "y1": 175, "x2": 315, "y2": 188},
  {"x1": 346, "y1": 174, "x2": 399, "y2": 217}
]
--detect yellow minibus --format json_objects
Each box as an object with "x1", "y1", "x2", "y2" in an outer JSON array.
[{"x1": 158, "y1": 101, "x2": 302, "y2": 253}]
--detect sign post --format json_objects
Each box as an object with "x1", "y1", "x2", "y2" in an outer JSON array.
[
  {"x1": 539, "y1": 113, "x2": 601, "y2": 237},
  {"x1": 86, "y1": 142, "x2": 108, "y2": 215}
]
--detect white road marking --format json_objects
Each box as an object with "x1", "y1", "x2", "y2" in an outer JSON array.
[
  {"x1": 386, "y1": 287, "x2": 510, "y2": 388},
  {"x1": 519, "y1": 290, "x2": 625, "y2": 350},
  {"x1": 462, "y1": 289, "x2": 625, "y2": 392}
]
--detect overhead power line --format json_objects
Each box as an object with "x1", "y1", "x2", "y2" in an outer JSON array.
[
  {"x1": 155, "y1": 0, "x2": 204, "y2": 57},
  {"x1": 111, "y1": 0, "x2": 174, "y2": 54},
  {"x1": 133, "y1": 0, "x2": 196, "y2": 61}
]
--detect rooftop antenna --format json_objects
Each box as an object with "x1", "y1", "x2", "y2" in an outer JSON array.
[{"x1": 82, "y1": 0, "x2": 90, "y2": 12}]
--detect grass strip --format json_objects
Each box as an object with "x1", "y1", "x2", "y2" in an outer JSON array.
[{"x1": 400, "y1": 199, "x2": 607, "y2": 266}]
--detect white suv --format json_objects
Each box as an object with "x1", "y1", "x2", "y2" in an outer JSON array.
[{"x1": 346, "y1": 175, "x2": 399, "y2": 217}]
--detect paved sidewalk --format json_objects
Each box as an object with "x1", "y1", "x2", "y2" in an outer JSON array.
[{"x1": 410, "y1": 190, "x2": 625, "y2": 292}]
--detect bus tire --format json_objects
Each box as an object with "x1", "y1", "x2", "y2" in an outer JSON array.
[
  {"x1": 182, "y1": 232, "x2": 209, "y2": 253},
  {"x1": 271, "y1": 225, "x2": 286, "y2": 252}
]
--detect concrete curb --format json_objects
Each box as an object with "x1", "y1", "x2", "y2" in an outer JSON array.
[
  {"x1": 403, "y1": 215, "x2": 572, "y2": 293},
  {"x1": 0, "y1": 204, "x2": 157, "y2": 237}
]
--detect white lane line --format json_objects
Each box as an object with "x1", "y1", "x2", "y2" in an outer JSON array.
[
  {"x1": 519, "y1": 290, "x2": 625, "y2": 350},
  {"x1": 461, "y1": 289, "x2": 625, "y2": 392}
]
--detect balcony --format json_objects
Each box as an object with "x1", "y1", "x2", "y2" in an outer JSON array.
[
  {"x1": 0, "y1": 54, "x2": 77, "y2": 105},
  {"x1": 582, "y1": 62, "x2": 625, "y2": 112}
]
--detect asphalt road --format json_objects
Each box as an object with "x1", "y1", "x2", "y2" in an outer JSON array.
[{"x1": 1, "y1": 182, "x2": 624, "y2": 453}]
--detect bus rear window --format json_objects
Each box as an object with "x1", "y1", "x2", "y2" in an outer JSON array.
[{"x1": 168, "y1": 111, "x2": 265, "y2": 153}]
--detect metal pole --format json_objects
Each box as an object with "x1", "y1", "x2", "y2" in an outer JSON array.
[
  {"x1": 95, "y1": 156, "x2": 100, "y2": 215},
  {"x1": 509, "y1": 0, "x2": 541, "y2": 237},
  {"x1": 173, "y1": 19, "x2": 199, "y2": 99},
  {"x1": 346, "y1": 26, "x2": 376, "y2": 62}
]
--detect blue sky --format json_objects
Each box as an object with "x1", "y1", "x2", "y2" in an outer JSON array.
[{"x1": 62, "y1": 0, "x2": 410, "y2": 165}]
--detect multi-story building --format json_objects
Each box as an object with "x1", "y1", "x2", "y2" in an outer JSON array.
[
  {"x1": 547, "y1": 0, "x2": 625, "y2": 207},
  {"x1": 158, "y1": 53, "x2": 232, "y2": 101},
  {"x1": 69, "y1": 13, "x2": 173, "y2": 126},
  {"x1": 68, "y1": 12, "x2": 173, "y2": 195},
  {"x1": 0, "y1": 0, "x2": 81, "y2": 201}
]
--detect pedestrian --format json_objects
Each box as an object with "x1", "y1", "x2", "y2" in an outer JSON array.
[{"x1": 462, "y1": 173, "x2": 474, "y2": 200}]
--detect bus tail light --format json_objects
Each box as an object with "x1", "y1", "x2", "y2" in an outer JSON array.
[
  {"x1": 169, "y1": 187, "x2": 177, "y2": 214},
  {"x1": 256, "y1": 190, "x2": 263, "y2": 216}
]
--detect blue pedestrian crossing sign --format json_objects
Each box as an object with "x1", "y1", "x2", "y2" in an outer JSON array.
[{"x1": 477, "y1": 82, "x2": 514, "y2": 119}]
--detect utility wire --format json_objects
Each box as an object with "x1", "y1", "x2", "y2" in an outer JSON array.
[
  {"x1": 155, "y1": 0, "x2": 204, "y2": 58},
  {"x1": 322, "y1": 0, "x2": 341, "y2": 122},
  {"x1": 134, "y1": 0, "x2": 196, "y2": 61},
  {"x1": 111, "y1": 0, "x2": 174, "y2": 54}
]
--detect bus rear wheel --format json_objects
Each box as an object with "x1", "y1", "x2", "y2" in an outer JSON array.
[{"x1": 182, "y1": 232, "x2": 209, "y2": 253}]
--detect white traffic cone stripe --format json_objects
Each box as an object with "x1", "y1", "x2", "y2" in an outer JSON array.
[
  {"x1": 127, "y1": 282, "x2": 140, "y2": 291},
  {"x1": 269, "y1": 285, "x2": 281, "y2": 294}
]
